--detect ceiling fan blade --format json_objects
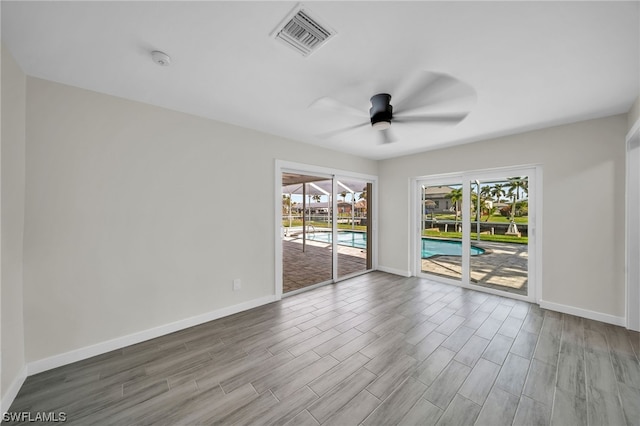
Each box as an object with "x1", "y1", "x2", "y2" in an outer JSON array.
[
  {"x1": 393, "y1": 112, "x2": 469, "y2": 125},
  {"x1": 317, "y1": 121, "x2": 369, "y2": 139},
  {"x1": 393, "y1": 71, "x2": 475, "y2": 115},
  {"x1": 309, "y1": 96, "x2": 367, "y2": 118},
  {"x1": 377, "y1": 128, "x2": 397, "y2": 144}
]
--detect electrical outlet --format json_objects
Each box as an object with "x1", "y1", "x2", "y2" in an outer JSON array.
[{"x1": 233, "y1": 278, "x2": 241, "y2": 291}]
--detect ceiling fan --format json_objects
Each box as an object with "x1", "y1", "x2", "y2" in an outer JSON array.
[{"x1": 312, "y1": 71, "x2": 475, "y2": 144}]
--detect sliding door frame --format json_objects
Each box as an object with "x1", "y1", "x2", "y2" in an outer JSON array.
[
  {"x1": 275, "y1": 160, "x2": 378, "y2": 299},
  {"x1": 412, "y1": 165, "x2": 542, "y2": 303},
  {"x1": 626, "y1": 120, "x2": 640, "y2": 331}
]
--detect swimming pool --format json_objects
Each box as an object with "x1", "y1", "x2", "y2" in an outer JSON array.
[
  {"x1": 422, "y1": 238, "x2": 485, "y2": 258},
  {"x1": 302, "y1": 232, "x2": 484, "y2": 259},
  {"x1": 308, "y1": 231, "x2": 367, "y2": 249}
]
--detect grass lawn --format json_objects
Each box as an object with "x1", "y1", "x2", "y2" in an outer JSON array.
[
  {"x1": 429, "y1": 214, "x2": 528, "y2": 224},
  {"x1": 423, "y1": 230, "x2": 528, "y2": 245},
  {"x1": 283, "y1": 220, "x2": 367, "y2": 232},
  {"x1": 282, "y1": 219, "x2": 526, "y2": 243}
]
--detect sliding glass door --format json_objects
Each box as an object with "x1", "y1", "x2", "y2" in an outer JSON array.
[
  {"x1": 468, "y1": 176, "x2": 529, "y2": 296},
  {"x1": 280, "y1": 168, "x2": 375, "y2": 295},
  {"x1": 282, "y1": 172, "x2": 334, "y2": 293},
  {"x1": 336, "y1": 178, "x2": 372, "y2": 280},
  {"x1": 417, "y1": 167, "x2": 537, "y2": 301},
  {"x1": 420, "y1": 181, "x2": 464, "y2": 283}
]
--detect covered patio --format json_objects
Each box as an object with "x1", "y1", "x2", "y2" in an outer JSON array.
[
  {"x1": 282, "y1": 173, "x2": 371, "y2": 293},
  {"x1": 282, "y1": 237, "x2": 367, "y2": 292}
]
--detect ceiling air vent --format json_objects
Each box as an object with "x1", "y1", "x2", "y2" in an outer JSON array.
[{"x1": 271, "y1": 5, "x2": 335, "y2": 57}]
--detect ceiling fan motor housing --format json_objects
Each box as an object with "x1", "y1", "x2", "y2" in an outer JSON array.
[{"x1": 370, "y1": 93, "x2": 393, "y2": 128}]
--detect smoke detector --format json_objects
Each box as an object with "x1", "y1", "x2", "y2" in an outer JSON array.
[
  {"x1": 271, "y1": 4, "x2": 336, "y2": 57},
  {"x1": 151, "y1": 50, "x2": 171, "y2": 66}
]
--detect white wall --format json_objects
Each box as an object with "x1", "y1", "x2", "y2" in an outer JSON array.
[
  {"x1": 1, "y1": 44, "x2": 27, "y2": 401},
  {"x1": 379, "y1": 115, "x2": 627, "y2": 321},
  {"x1": 23, "y1": 77, "x2": 377, "y2": 364},
  {"x1": 627, "y1": 122, "x2": 640, "y2": 331},
  {"x1": 627, "y1": 95, "x2": 640, "y2": 331},
  {"x1": 628, "y1": 95, "x2": 640, "y2": 132}
]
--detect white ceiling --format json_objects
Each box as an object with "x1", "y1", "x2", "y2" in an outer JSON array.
[{"x1": 2, "y1": 1, "x2": 639, "y2": 160}]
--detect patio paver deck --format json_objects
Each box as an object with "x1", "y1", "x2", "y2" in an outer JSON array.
[
  {"x1": 421, "y1": 241, "x2": 528, "y2": 296},
  {"x1": 283, "y1": 237, "x2": 367, "y2": 293}
]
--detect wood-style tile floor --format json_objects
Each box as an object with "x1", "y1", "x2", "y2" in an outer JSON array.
[{"x1": 7, "y1": 272, "x2": 640, "y2": 425}]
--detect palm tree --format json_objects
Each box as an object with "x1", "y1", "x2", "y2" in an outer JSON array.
[
  {"x1": 505, "y1": 177, "x2": 528, "y2": 235},
  {"x1": 446, "y1": 188, "x2": 463, "y2": 231},
  {"x1": 509, "y1": 177, "x2": 528, "y2": 199},
  {"x1": 282, "y1": 195, "x2": 296, "y2": 232},
  {"x1": 479, "y1": 185, "x2": 492, "y2": 220},
  {"x1": 282, "y1": 194, "x2": 292, "y2": 214},
  {"x1": 358, "y1": 186, "x2": 367, "y2": 200},
  {"x1": 485, "y1": 206, "x2": 497, "y2": 222},
  {"x1": 471, "y1": 192, "x2": 480, "y2": 221},
  {"x1": 506, "y1": 177, "x2": 528, "y2": 220},
  {"x1": 472, "y1": 185, "x2": 492, "y2": 221},
  {"x1": 490, "y1": 184, "x2": 505, "y2": 203}
]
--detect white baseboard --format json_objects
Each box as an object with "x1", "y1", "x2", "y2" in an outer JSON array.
[
  {"x1": 27, "y1": 295, "x2": 277, "y2": 376},
  {"x1": 376, "y1": 266, "x2": 412, "y2": 277},
  {"x1": 1, "y1": 365, "x2": 27, "y2": 416},
  {"x1": 539, "y1": 300, "x2": 626, "y2": 327}
]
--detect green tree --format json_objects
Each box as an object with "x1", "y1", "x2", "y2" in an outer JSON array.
[
  {"x1": 490, "y1": 184, "x2": 505, "y2": 203},
  {"x1": 446, "y1": 187, "x2": 463, "y2": 231},
  {"x1": 282, "y1": 194, "x2": 292, "y2": 214},
  {"x1": 471, "y1": 192, "x2": 480, "y2": 221},
  {"x1": 485, "y1": 206, "x2": 497, "y2": 221},
  {"x1": 480, "y1": 185, "x2": 492, "y2": 218},
  {"x1": 473, "y1": 185, "x2": 492, "y2": 221},
  {"x1": 506, "y1": 177, "x2": 529, "y2": 220},
  {"x1": 358, "y1": 186, "x2": 367, "y2": 200}
]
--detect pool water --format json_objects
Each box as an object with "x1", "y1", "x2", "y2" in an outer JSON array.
[
  {"x1": 422, "y1": 238, "x2": 485, "y2": 258},
  {"x1": 307, "y1": 231, "x2": 367, "y2": 249},
  {"x1": 302, "y1": 232, "x2": 484, "y2": 259}
]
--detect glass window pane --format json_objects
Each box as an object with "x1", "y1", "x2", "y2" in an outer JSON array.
[
  {"x1": 469, "y1": 177, "x2": 529, "y2": 296},
  {"x1": 282, "y1": 173, "x2": 333, "y2": 293},
  {"x1": 337, "y1": 179, "x2": 371, "y2": 279},
  {"x1": 420, "y1": 183, "x2": 464, "y2": 282}
]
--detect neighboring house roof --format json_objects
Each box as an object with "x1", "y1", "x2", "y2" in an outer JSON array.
[{"x1": 423, "y1": 186, "x2": 454, "y2": 197}]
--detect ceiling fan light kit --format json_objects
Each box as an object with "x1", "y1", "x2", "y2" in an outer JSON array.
[
  {"x1": 313, "y1": 71, "x2": 475, "y2": 144},
  {"x1": 372, "y1": 121, "x2": 391, "y2": 131}
]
